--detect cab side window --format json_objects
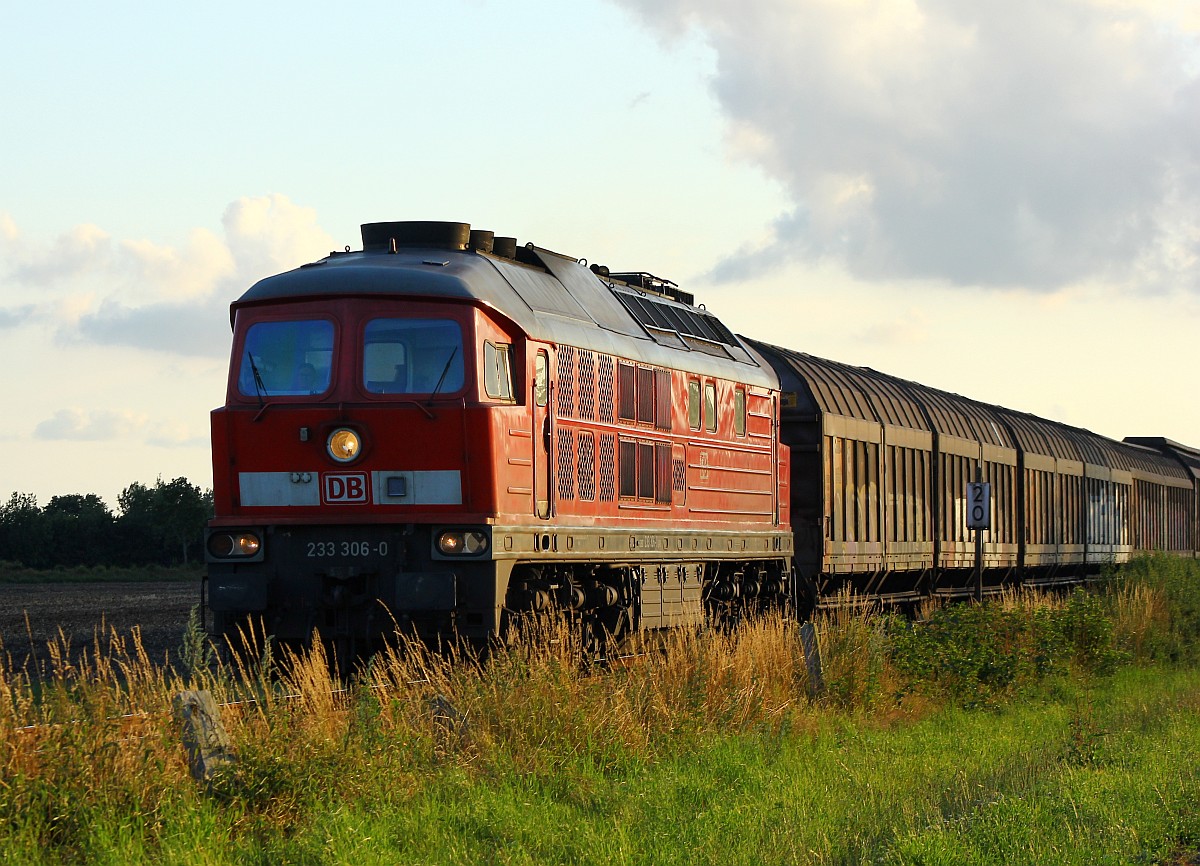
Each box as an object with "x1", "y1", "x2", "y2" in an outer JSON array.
[
  {"x1": 534, "y1": 351, "x2": 549, "y2": 407},
  {"x1": 704, "y1": 381, "x2": 717, "y2": 433},
  {"x1": 484, "y1": 342, "x2": 514, "y2": 400},
  {"x1": 688, "y1": 380, "x2": 701, "y2": 430}
]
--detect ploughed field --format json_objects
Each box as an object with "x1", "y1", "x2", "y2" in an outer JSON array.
[{"x1": 0, "y1": 581, "x2": 200, "y2": 674}]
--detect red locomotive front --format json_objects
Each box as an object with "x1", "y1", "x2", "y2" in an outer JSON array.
[{"x1": 205, "y1": 221, "x2": 794, "y2": 660}]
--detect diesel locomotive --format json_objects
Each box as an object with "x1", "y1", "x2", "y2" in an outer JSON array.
[
  {"x1": 204, "y1": 220, "x2": 1200, "y2": 658},
  {"x1": 205, "y1": 221, "x2": 793, "y2": 658}
]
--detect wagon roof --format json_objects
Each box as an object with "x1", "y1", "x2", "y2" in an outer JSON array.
[
  {"x1": 747, "y1": 339, "x2": 1192, "y2": 479},
  {"x1": 1124, "y1": 437, "x2": 1200, "y2": 480},
  {"x1": 747, "y1": 339, "x2": 1013, "y2": 447}
]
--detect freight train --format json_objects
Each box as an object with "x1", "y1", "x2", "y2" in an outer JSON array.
[{"x1": 204, "y1": 220, "x2": 1200, "y2": 660}]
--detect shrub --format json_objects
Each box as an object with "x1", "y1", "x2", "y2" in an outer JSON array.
[{"x1": 888, "y1": 589, "x2": 1125, "y2": 708}]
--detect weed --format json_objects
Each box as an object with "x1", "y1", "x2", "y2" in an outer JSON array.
[
  {"x1": 179, "y1": 604, "x2": 216, "y2": 686},
  {"x1": 1064, "y1": 694, "x2": 1105, "y2": 767}
]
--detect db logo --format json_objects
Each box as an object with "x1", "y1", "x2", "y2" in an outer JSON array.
[{"x1": 322, "y1": 473, "x2": 369, "y2": 504}]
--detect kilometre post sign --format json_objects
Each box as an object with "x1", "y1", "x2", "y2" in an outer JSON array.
[{"x1": 967, "y1": 482, "x2": 991, "y2": 530}]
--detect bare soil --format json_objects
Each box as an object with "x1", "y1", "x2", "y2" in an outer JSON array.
[{"x1": 0, "y1": 580, "x2": 201, "y2": 675}]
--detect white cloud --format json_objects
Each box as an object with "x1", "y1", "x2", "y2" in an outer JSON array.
[
  {"x1": 0, "y1": 194, "x2": 335, "y2": 357},
  {"x1": 614, "y1": 0, "x2": 1200, "y2": 292},
  {"x1": 3, "y1": 222, "x2": 114, "y2": 287},
  {"x1": 146, "y1": 420, "x2": 208, "y2": 449},
  {"x1": 0, "y1": 305, "x2": 36, "y2": 329},
  {"x1": 222, "y1": 194, "x2": 333, "y2": 282},
  {"x1": 116, "y1": 228, "x2": 235, "y2": 303},
  {"x1": 1092, "y1": 0, "x2": 1200, "y2": 33},
  {"x1": 34, "y1": 408, "x2": 148, "y2": 441}
]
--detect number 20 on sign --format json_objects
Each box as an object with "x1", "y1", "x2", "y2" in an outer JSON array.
[{"x1": 967, "y1": 482, "x2": 991, "y2": 530}]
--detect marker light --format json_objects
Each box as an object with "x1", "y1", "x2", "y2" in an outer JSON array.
[
  {"x1": 207, "y1": 532, "x2": 263, "y2": 559},
  {"x1": 327, "y1": 428, "x2": 362, "y2": 463},
  {"x1": 236, "y1": 534, "x2": 261, "y2": 555},
  {"x1": 436, "y1": 530, "x2": 490, "y2": 556}
]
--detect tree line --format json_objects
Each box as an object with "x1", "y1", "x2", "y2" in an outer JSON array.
[{"x1": 0, "y1": 477, "x2": 212, "y2": 569}]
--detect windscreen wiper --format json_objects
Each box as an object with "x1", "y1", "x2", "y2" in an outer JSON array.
[
  {"x1": 247, "y1": 352, "x2": 270, "y2": 421},
  {"x1": 429, "y1": 346, "x2": 458, "y2": 401}
]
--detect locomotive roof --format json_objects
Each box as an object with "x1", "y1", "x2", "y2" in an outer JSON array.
[{"x1": 233, "y1": 222, "x2": 777, "y2": 388}]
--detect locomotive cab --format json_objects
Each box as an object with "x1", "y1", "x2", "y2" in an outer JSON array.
[{"x1": 206, "y1": 228, "x2": 533, "y2": 660}]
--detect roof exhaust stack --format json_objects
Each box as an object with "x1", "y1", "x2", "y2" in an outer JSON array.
[
  {"x1": 360, "y1": 221, "x2": 470, "y2": 252},
  {"x1": 468, "y1": 229, "x2": 495, "y2": 254},
  {"x1": 492, "y1": 236, "x2": 518, "y2": 258}
]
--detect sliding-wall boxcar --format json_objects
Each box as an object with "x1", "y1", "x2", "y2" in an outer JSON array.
[
  {"x1": 748, "y1": 342, "x2": 1024, "y2": 603},
  {"x1": 1122, "y1": 439, "x2": 1196, "y2": 556},
  {"x1": 1126, "y1": 438, "x2": 1200, "y2": 551},
  {"x1": 746, "y1": 340, "x2": 1198, "y2": 607}
]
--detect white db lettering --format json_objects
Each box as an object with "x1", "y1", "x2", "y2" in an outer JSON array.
[{"x1": 323, "y1": 473, "x2": 368, "y2": 504}]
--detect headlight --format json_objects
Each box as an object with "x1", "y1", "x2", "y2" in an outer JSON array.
[
  {"x1": 207, "y1": 531, "x2": 263, "y2": 559},
  {"x1": 436, "y1": 530, "x2": 489, "y2": 556},
  {"x1": 327, "y1": 427, "x2": 362, "y2": 463}
]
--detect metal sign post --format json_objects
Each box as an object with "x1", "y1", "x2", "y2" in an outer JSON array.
[{"x1": 966, "y1": 469, "x2": 991, "y2": 603}]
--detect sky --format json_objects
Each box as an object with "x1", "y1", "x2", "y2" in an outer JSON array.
[{"x1": 2, "y1": 0, "x2": 1198, "y2": 510}]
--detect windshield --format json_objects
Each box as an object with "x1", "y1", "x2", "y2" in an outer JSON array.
[
  {"x1": 238, "y1": 320, "x2": 334, "y2": 397},
  {"x1": 363, "y1": 318, "x2": 464, "y2": 395}
]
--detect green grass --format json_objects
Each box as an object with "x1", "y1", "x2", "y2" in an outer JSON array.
[
  {"x1": 357, "y1": 669, "x2": 1200, "y2": 865},
  {"x1": 8, "y1": 667, "x2": 1193, "y2": 865},
  {"x1": 3, "y1": 555, "x2": 1200, "y2": 864},
  {"x1": 204, "y1": 667, "x2": 1199, "y2": 866}
]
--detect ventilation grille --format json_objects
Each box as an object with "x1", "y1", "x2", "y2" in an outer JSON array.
[
  {"x1": 557, "y1": 428, "x2": 576, "y2": 500},
  {"x1": 557, "y1": 346, "x2": 575, "y2": 419},
  {"x1": 577, "y1": 350, "x2": 595, "y2": 422},
  {"x1": 656, "y1": 369, "x2": 672, "y2": 431},
  {"x1": 598, "y1": 357, "x2": 615, "y2": 424},
  {"x1": 599, "y1": 434, "x2": 616, "y2": 502},
  {"x1": 656, "y1": 443, "x2": 673, "y2": 504},
  {"x1": 577, "y1": 431, "x2": 596, "y2": 501},
  {"x1": 619, "y1": 362, "x2": 636, "y2": 421},
  {"x1": 612, "y1": 288, "x2": 739, "y2": 345}
]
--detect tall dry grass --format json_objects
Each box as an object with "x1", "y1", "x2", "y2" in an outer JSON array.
[
  {"x1": 812, "y1": 592, "x2": 901, "y2": 710},
  {"x1": 0, "y1": 625, "x2": 197, "y2": 855},
  {"x1": 1106, "y1": 553, "x2": 1200, "y2": 663},
  {"x1": 1110, "y1": 579, "x2": 1170, "y2": 659},
  {"x1": 1, "y1": 555, "x2": 1198, "y2": 859},
  {"x1": 352, "y1": 600, "x2": 912, "y2": 780}
]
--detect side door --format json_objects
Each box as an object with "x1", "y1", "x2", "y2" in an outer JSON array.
[{"x1": 533, "y1": 348, "x2": 552, "y2": 519}]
